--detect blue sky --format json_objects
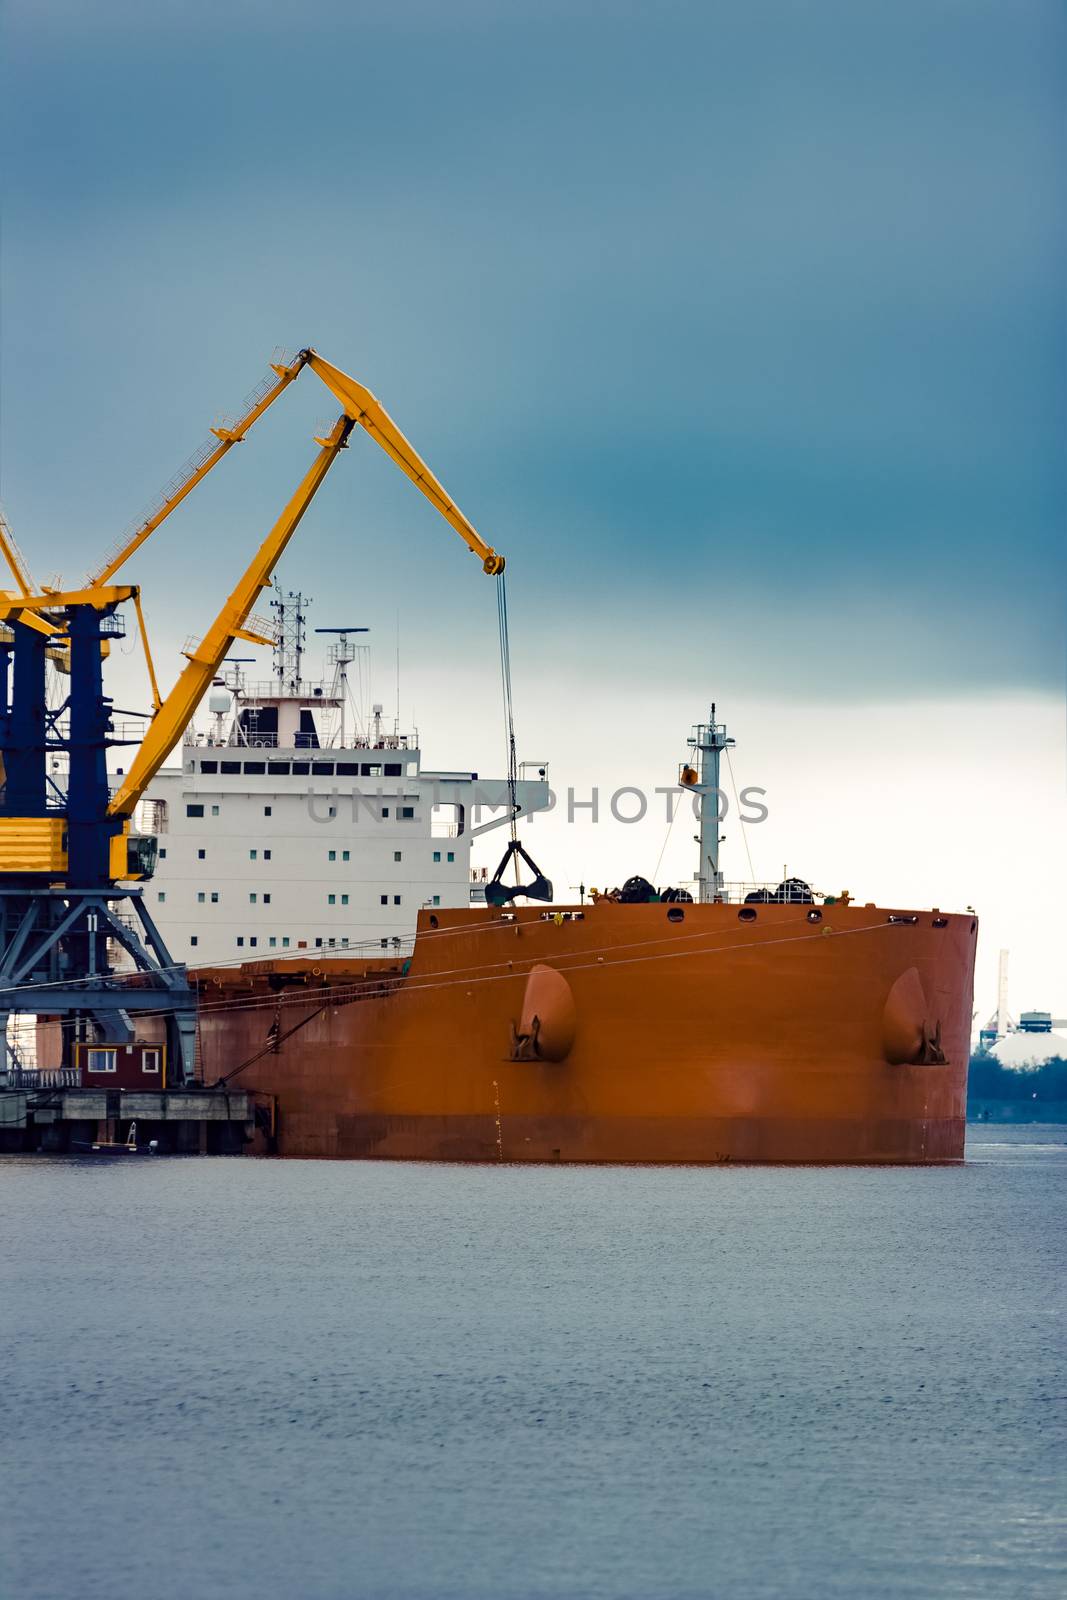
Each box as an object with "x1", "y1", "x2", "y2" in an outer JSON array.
[{"x1": 1, "y1": 0, "x2": 1064, "y2": 1009}]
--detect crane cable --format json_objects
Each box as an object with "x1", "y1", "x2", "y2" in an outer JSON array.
[{"x1": 495, "y1": 574, "x2": 519, "y2": 852}]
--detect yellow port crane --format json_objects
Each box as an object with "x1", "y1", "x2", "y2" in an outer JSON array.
[{"x1": 0, "y1": 347, "x2": 505, "y2": 881}]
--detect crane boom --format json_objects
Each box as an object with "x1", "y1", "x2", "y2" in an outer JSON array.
[
  {"x1": 107, "y1": 414, "x2": 354, "y2": 820},
  {"x1": 88, "y1": 352, "x2": 309, "y2": 588},
  {"x1": 304, "y1": 352, "x2": 505, "y2": 575}
]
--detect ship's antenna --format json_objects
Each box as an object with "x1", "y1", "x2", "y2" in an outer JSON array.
[
  {"x1": 395, "y1": 608, "x2": 401, "y2": 734},
  {"x1": 315, "y1": 627, "x2": 367, "y2": 748},
  {"x1": 270, "y1": 586, "x2": 311, "y2": 695}
]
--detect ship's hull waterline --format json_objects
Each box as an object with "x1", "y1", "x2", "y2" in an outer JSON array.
[{"x1": 192, "y1": 901, "x2": 977, "y2": 1164}]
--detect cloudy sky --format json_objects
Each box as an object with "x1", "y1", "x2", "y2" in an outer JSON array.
[{"x1": 1, "y1": 0, "x2": 1063, "y2": 1017}]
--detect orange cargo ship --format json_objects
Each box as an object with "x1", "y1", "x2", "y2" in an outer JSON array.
[{"x1": 193, "y1": 894, "x2": 976, "y2": 1164}]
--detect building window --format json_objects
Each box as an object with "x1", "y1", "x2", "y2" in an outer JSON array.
[
  {"x1": 328, "y1": 894, "x2": 336, "y2": 906},
  {"x1": 157, "y1": 891, "x2": 166, "y2": 902},
  {"x1": 433, "y1": 851, "x2": 441, "y2": 863},
  {"x1": 328, "y1": 850, "x2": 336, "y2": 862},
  {"x1": 341, "y1": 894, "x2": 349, "y2": 906},
  {"x1": 197, "y1": 848, "x2": 205, "y2": 860},
  {"x1": 249, "y1": 893, "x2": 257, "y2": 904},
  {"x1": 142, "y1": 1049, "x2": 160, "y2": 1074},
  {"x1": 186, "y1": 804, "x2": 204, "y2": 818},
  {"x1": 87, "y1": 1048, "x2": 117, "y2": 1073}
]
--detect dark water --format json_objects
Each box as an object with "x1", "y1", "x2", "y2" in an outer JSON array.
[{"x1": 2, "y1": 1129, "x2": 1064, "y2": 1600}]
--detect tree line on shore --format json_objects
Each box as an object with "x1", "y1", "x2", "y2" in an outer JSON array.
[{"x1": 968, "y1": 1054, "x2": 1067, "y2": 1107}]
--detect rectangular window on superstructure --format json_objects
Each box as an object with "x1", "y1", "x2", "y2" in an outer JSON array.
[
  {"x1": 197, "y1": 849, "x2": 205, "y2": 860},
  {"x1": 264, "y1": 850, "x2": 272, "y2": 860},
  {"x1": 447, "y1": 851, "x2": 455, "y2": 863},
  {"x1": 393, "y1": 850, "x2": 402, "y2": 862},
  {"x1": 211, "y1": 805, "x2": 220, "y2": 816},
  {"x1": 341, "y1": 894, "x2": 349, "y2": 906},
  {"x1": 282, "y1": 937, "x2": 290, "y2": 948},
  {"x1": 328, "y1": 937, "x2": 336, "y2": 948},
  {"x1": 384, "y1": 763, "x2": 401, "y2": 776},
  {"x1": 237, "y1": 937, "x2": 244, "y2": 947},
  {"x1": 268, "y1": 762, "x2": 290, "y2": 776},
  {"x1": 400, "y1": 807, "x2": 414, "y2": 820},
  {"x1": 87, "y1": 1048, "x2": 117, "y2": 1074},
  {"x1": 341, "y1": 936, "x2": 349, "y2": 947},
  {"x1": 328, "y1": 850, "x2": 336, "y2": 862},
  {"x1": 221, "y1": 760, "x2": 240, "y2": 775},
  {"x1": 210, "y1": 891, "x2": 219, "y2": 903},
  {"x1": 393, "y1": 895, "x2": 401, "y2": 905},
  {"x1": 433, "y1": 851, "x2": 441, "y2": 863},
  {"x1": 432, "y1": 895, "x2": 440, "y2": 907},
  {"x1": 186, "y1": 804, "x2": 204, "y2": 818},
  {"x1": 250, "y1": 937, "x2": 258, "y2": 947},
  {"x1": 328, "y1": 894, "x2": 336, "y2": 905},
  {"x1": 342, "y1": 850, "x2": 349, "y2": 862},
  {"x1": 200, "y1": 760, "x2": 218, "y2": 774},
  {"x1": 336, "y1": 762, "x2": 359, "y2": 776},
  {"x1": 380, "y1": 938, "x2": 388, "y2": 948},
  {"x1": 263, "y1": 894, "x2": 271, "y2": 905},
  {"x1": 142, "y1": 1049, "x2": 160, "y2": 1074},
  {"x1": 380, "y1": 894, "x2": 387, "y2": 906},
  {"x1": 250, "y1": 849, "x2": 257, "y2": 860},
  {"x1": 157, "y1": 891, "x2": 166, "y2": 902},
  {"x1": 315, "y1": 937, "x2": 322, "y2": 948},
  {"x1": 158, "y1": 848, "x2": 167, "y2": 859},
  {"x1": 264, "y1": 806, "x2": 272, "y2": 816},
  {"x1": 269, "y1": 937, "x2": 277, "y2": 948},
  {"x1": 244, "y1": 761, "x2": 266, "y2": 775},
  {"x1": 197, "y1": 892, "x2": 205, "y2": 903},
  {"x1": 312, "y1": 762, "x2": 334, "y2": 776},
  {"x1": 190, "y1": 936, "x2": 198, "y2": 947},
  {"x1": 249, "y1": 893, "x2": 257, "y2": 904},
  {"x1": 292, "y1": 762, "x2": 309, "y2": 776},
  {"x1": 381, "y1": 806, "x2": 390, "y2": 818}
]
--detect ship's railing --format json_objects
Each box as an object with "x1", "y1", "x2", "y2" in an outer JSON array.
[
  {"x1": 713, "y1": 880, "x2": 822, "y2": 905},
  {"x1": 6, "y1": 1068, "x2": 82, "y2": 1089}
]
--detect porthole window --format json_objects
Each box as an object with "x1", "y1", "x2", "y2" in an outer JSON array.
[
  {"x1": 738, "y1": 907, "x2": 757, "y2": 923},
  {"x1": 806, "y1": 909, "x2": 822, "y2": 923},
  {"x1": 932, "y1": 916, "x2": 948, "y2": 929},
  {"x1": 429, "y1": 914, "x2": 439, "y2": 929},
  {"x1": 666, "y1": 907, "x2": 685, "y2": 923}
]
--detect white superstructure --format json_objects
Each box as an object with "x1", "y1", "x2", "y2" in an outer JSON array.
[{"x1": 137, "y1": 598, "x2": 549, "y2": 965}]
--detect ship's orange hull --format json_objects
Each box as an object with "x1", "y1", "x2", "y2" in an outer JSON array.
[{"x1": 193, "y1": 901, "x2": 976, "y2": 1164}]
